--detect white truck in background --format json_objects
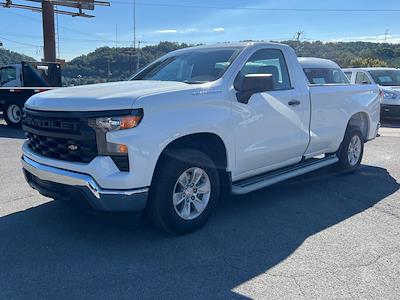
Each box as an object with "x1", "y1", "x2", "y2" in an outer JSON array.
[
  {"x1": 344, "y1": 67, "x2": 400, "y2": 120},
  {"x1": 21, "y1": 42, "x2": 380, "y2": 234},
  {"x1": 0, "y1": 62, "x2": 61, "y2": 128}
]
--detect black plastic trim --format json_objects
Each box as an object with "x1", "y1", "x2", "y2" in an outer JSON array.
[{"x1": 23, "y1": 108, "x2": 134, "y2": 118}]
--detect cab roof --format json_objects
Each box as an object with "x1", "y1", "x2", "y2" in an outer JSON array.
[
  {"x1": 298, "y1": 57, "x2": 341, "y2": 69},
  {"x1": 168, "y1": 41, "x2": 293, "y2": 54}
]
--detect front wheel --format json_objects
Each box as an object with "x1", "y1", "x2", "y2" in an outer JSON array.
[
  {"x1": 4, "y1": 103, "x2": 23, "y2": 129},
  {"x1": 337, "y1": 127, "x2": 364, "y2": 172},
  {"x1": 147, "y1": 149, "x2": 220, "y2": 234}
]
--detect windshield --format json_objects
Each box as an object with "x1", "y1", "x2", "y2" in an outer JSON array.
[
  {"x1": 368, "y1": 69, "x2": 400, "y2": 86},
  {"x1": 132, "y1": 47, "x2": 243, "y2": 84},
  {"x1": 303, "y1": 68, "x2": 349, "y2": 84}
]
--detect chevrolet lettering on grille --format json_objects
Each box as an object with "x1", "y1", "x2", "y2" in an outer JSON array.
[{"x1": 23, "y1": 116, "x2": 79, "y2": 132}]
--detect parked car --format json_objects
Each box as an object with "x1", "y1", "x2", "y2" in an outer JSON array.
[
  {"x1": 0, "y1": 61, "x2": 61, "y2": 128},
  {"x1": 344, "y1": 68, "x2": 400, "y2": 120},
  {"x1": 21, "y1": 42, "x2": 381, "y2": 234},
  {"x1": 299, "y1": 57, "x2": 350, "y2": 84}
]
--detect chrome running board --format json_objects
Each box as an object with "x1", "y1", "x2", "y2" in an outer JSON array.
[{"x1": 231, "y1": 155, "x2": 339, "y2": 195}]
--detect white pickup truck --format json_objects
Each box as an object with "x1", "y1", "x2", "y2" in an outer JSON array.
[
  {"x1": 21, "y1": 42, "x2": 381, "y2": 234},
  {"x1": 344, "y1": 68, "x2": 400, "y2": 120}
]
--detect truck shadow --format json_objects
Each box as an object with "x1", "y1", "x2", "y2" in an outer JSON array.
[
  {"x1": 0, "y1": 165, "x2": 398, "y2": 299},
  {"x1": 0, "y1": 120, "x2": 25, "y2": 139}
]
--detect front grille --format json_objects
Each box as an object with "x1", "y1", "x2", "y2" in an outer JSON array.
[
  {"x1": 23, "y1": 109, "x2": 98, "y2": 163},
  {"x1": 26, "y1": 132, "x2": 97, "y2": 163}
]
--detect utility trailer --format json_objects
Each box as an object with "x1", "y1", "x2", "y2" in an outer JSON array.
[{"x1": 0, "y1": 62, "x2": 61, "y2": 128}]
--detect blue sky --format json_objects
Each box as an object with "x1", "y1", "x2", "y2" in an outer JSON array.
[{"x1": 1, "y1": 0, "x2": 400, "y2": 61}]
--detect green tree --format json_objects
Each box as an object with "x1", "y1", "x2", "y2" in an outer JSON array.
[
  {"x1": 0, "y1": 48, "x2": 35, "y2": 65},
  {"x1": 350, "y1": 57, "x2": 388, "y2": 68}
]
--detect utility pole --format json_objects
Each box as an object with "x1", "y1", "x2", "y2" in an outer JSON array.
[
  {"x1": 1, "y1": 1, "x2": 110, "y2": 62},
  {"x1": 133, "y1": 0, "x2": 136, "y2": 50},
  {"x1": 295, "y1": 31, "x2": 304, "y2": 42},
  {"x1": 130, "y1": 0, "x2": 136, "y2": 74},
  {"x1": 42, "y1": 0, "x2": 56, "y2": 62},
  {"x1": 384, "y1": 29, "x2": 389, "y2": 42}
]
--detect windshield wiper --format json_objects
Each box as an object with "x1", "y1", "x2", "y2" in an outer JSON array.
[{"x1": 183, "y1": 80, "x2": 207, "y2": 84}]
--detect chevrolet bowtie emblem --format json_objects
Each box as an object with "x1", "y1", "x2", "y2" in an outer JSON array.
[{"x1": 68, "y1": 144, "x2": 78, "y2": 151}]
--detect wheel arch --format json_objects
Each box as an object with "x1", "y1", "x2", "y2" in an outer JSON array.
[
  {"x1": 151, "y1": 132, "x2": 231, "y2": 188},
  {"x1": 347, "y1": 111, "x2": 370, "y2": 142}
]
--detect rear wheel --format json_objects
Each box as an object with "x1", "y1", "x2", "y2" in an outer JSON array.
[
  {"x1": 4, "y1": 103, "x2": 23, "y2": 128},
  {"x1": 147, "y1": 149, "x2": 220, "y2": 234},
  {"x1": 337, "y1": 127, "x2": 364, "y2": 172}
]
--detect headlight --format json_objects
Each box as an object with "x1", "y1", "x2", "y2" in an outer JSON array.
[
  {"x1": 383, "y1": 91, "x2": 398, "y2": 100},
  {"x1": 94, "y1": 109, "x2": 143, "y2": 132},
  {"x1": 87, "y1": 109, "x2": 144, "y2": 171}
]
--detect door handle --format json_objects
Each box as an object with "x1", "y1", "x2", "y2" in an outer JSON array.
[{"x1": 288, "y1": 100, "x2": 301, "y2": 106}]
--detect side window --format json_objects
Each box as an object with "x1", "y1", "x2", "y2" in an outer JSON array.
[
  {"x1": 344, "y1": 72, "x2": 352, "y2": 81},
  {"x1": 0, "y1": 67, "x2": 16, "y2": 85},
  {"x1": 238, "y1": 49, "x2": 291, "y2": 90},
  {"x1": 355, "y1": 72, "x2": 371, "y2": 84},
  {"x1": 303, "y1": 68, "x2": 349, "y2": 84}
]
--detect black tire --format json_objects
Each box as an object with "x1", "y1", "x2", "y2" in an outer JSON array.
[
  {"x1": 147, "y1": 149, "x2": 220, "y2": 234},
  {"x1": 337, "y1": 127, "x2": 364, "y2": 173},
  {"x1": 4, "y1": 103, "x2": 23, "y2": 129}
]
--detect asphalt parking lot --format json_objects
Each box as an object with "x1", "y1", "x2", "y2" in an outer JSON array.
[{"x1": 1, "y1": 118, "x2": 400, "y2": 300}]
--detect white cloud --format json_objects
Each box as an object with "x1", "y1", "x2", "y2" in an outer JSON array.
[
  {"x1": 154, "y1": 29, "x2": 178, "y2": 34},
  {"x1": 213, "y1": 28, "x2": 225, "y2": 32},
  {"x1": 153, "y1": 28, "x2": 199, "y2": 35}
]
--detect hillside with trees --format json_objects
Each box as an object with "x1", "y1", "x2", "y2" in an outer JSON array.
[
  {"x1": 62, "y1": 41, "x2": 190, "y2": 85},
  {"x1": 2, "y1": 40, "x2": 400, "y2": 85},
  {"x1": 0, "y1": 48, "x2": 35, "y2": 66},
  {"x1": 285, "y1": 41, "x2": 393, "y2": 67},
  {"x1": 63, "y1": 40, "x2": 399, "y2": 85}
]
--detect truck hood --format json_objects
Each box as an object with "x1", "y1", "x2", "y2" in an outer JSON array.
[{"x1": 25, "y1": 80, "x2": 192, "y2": 111}]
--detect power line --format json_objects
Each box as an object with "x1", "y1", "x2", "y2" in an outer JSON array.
[
  {"x1": 111, "y1": 1, "x2": 400, "y2": 13},
  {"x1": 3, "y1": 10, "x2": 114, "y2": 43},
  {"x1": 0, "y1": 34, "x2": 41, "y2": 47}
]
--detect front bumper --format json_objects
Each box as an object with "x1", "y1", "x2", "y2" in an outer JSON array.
[
  {"x1": 381, "y1": 104, "x2": 400, "y2": 119},
  {"x1": 22, "y1": 155, "x2": 148, "y2": 212}
]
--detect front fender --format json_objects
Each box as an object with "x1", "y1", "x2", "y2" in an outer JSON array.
[{"x1": 107, "y1": 94, "x2": 234, "y2": 188}]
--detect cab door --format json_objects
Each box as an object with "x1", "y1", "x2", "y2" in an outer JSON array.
[{"x1": 232, "y1": 48, "x2": 310, "y2": 180}]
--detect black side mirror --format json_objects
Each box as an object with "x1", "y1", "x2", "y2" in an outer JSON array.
[
  {"x1": 234, "y1": 74, "x2": 274, "y2": 104},
  {"x1": 361, "y1": 81, "x2": 370, "y2": 85}
]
